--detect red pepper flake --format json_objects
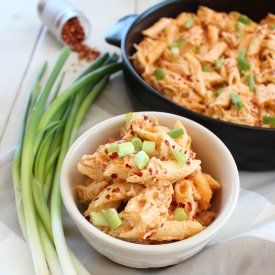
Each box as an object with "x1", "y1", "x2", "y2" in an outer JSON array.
[
  {"x1": 109, "y1": 137, "x2": 116, "y2": 143},
  {"x1": 85, "y1": 215, "x2": 91, "y2": 222},
  {"x1": 184, "y1": 176, "x2": 189, "y2": 180},
  {"x1": 106, "y1": 188, "x2": 110, "y2": 191},
  {"x1": 161, "y1": 157, "x2": 167, "y2": 161},
  {"x1": 172, "y1": 145, "x2": 175, "y2": 149},
  {"x1": 178, "y1": 202, "x2": 185, "y2": 208},
  {"x1": 61, "y1": 18, "x2": 100, "y2": 62},
  {"x1": 156, "y1": 170, "x2": 159, "y2": 174},
  {"x1": 151, "y1": 202, "x2": 154, "y2": 206},
  {"x1": 130, "y1": 130, "x2": 134, "y2": 136},
  {"x1": 146, "y1": 231, "x2": 156, "y2": 238},
  {"x1": 151, "y1": 123, "x2": 156, "y2": 127},
  {"x1": 125, "y1": 163, "x2": 132, "y2": 168},
  {"x1": 151, "y1": 240, "x2": 156, "y2": 244},
  {"x1": 112, "y1": 187, "x2": 120, "y2": 193},
  {"x1": 111, "y1": 173, "x2": 118, "y2": 179},
  {"x1": 187, "y1": 201, "x2": 193, "y2": 212},
  {"x1": 109, "y1": 152, "x2": 118, "y2": 159},
  {"x1": 94, "y1": 197, "x2": 98, "y2": 201},
  {"x1": 184, "y1": 151, "x2": 187, "y2": 154},
  {"x1": 168, "y1": 210, "x2": 173, "y2": 216},
  {"x1": 186, "y1": 160, "x2": 191, "y2": 165},
  {"x1": 171, "y1": 201, "x2": 178, "y2": 206},
  {"x1": 149, "y1": 167, "x2": 153, "y2": 175},
  {"x1": 139, "y1": 125, "x2": 143, "y2": 129},
  {"x1": 105, "y1": 194, "x2": 110, "y2": 200},
  {"x1": 130, "y1": 125, "x2": 133, "y2": 130},
  {"x1": 164, "y1": 171, "x2": 167, "y2": 174},
  {"x1": 192, "y1": 214, "x2": 197, "y2": 219},
  {"x1": 102, "y1": 164, "x2": 107, "y2": 169},
  {"x1": 143, "y1": 115, "x2": 149, "y2": 120},
  {"x1": 165, "y1": 140, "x2": 170, "y2": 146},
  {"x1": 134, "y1": 172, "x2": 143, "y2": 177},
  {"x1": 161, "y1": 223, "x2": 164, "y2": 228}
]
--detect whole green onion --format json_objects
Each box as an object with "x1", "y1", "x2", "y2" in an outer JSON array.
[
  {"x1": 238, "y1": 15, "x2": 251, "y2": 25},
  {"x1": 166, "y1": 128, "x2": 184, "y2": 139},
  {"x1": 263, "y1": 116, "x2": 275, "y2": 125},
  {"x1": 154, "y1": 68, "x2": 166, "y2": 80},
  {"x1": 185, "y1": 18, "x2": 194, "y2": 29},
  {"x1": 247, "y1": 74, "x2": 255, "y2": 91},
  {"x1": 230, "y1": 91, "x2": 243, "y2": 109}
]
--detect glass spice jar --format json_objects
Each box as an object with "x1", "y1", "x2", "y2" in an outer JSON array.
[{"x1": 37, "y1": 0, "x2": 91, "y2": 47}]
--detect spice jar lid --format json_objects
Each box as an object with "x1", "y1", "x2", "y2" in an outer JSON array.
[{"x1": 37, "y1": 0, "x2": 91, "y2": 47}]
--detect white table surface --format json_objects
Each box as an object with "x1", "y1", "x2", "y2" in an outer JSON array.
[{"x1": 1, "y1": 1, "x2": 275, "y2": 274}]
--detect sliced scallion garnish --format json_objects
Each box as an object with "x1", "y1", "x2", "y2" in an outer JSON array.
[
  {"x1": 172, "y1": 148, "x2": 187, "y2": 167},
  {"x1": 230, "y1": 92, "x2": 243, "y2": 109},
  {"x1": 154, "y1": 68, "x2": 166, "y2": 80},
  {"x1": 238, "y1": 50, "x2": 246, "y2": 60},
  {"x1": 238, "y1": 58, "x2": 251, "y2": 71},
  {"x1": 202, "y1": 65, "x2": 209, "y2": 72},
  {"x1": 102, "y1": 208, "x2": 123, "y2": 229},
  {"x1": 214, "y1": 86, "x2": 226, "y2": 98},
  {"x1": 236, "y1": 31, "x2": 244, "y2": 38},
  {"x1": 118, "y1": 142, "x2": 135, "y2": 157},
  {"x1": 171, "y1": 46, "x2": 180, "y2": 56},
  {"x1": 185, "y1": 18, "x2": 194, "y2": 29},
  {"x1": 193, "y1": 48, "x2": 198, "y2": 54},
  {"x1": 108, "y1": 143, "x2": 119, "y2": 153},
  {"x1": 235, "y1": 21, "x2": 245, "y2": 30},
  {"x1": 134, "y1": 150, "x2": 149, "y2": 170},
  {"x1": 238, "y1": 15, "x2": 251, "y2": 25},
  {"x1": 174, "y1": 207, "x2": 187, "y2": 221},
  {"x1": 166, "y1": 128, "x2": 184, "y2": 139},
  {"x1": 90, "y1": 212, "x2": 110, "y2": 227},
  {"x1": 131, "y1": 137, "x2": 142, "y2": 151},
  {"x1": 142, "y1": 140, "x2": 156, "y2": 155},
  {"x1": 125, "y1": 112, "x2": 133, "y2": 122},
  {"x1": 271, "y1": 25, "x2": 275, "y2": 30},
  {"x1": 263, "y1": 116, "x2": 275, "y2": 125},
  {"x1": 215, "y1": 59, "x2": 224, "y2": 71},
  {"x1": 169, "y1": 37, "x2": 186, "y2": 48},
  {"x1": 247, "y1": 74, "x2": 255, "y2": 92}
]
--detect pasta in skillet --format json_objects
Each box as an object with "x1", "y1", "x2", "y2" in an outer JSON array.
[
  {"x1": 77, "y1": 113, "x2": 220, "y2": 244},
  {"x1": 131, "y1": 6, "x2": 275, "y2": 128}
]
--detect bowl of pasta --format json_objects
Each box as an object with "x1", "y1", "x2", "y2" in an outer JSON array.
[
  {"x1": 60, "y1": 112, "x2": 239, "y2": 268},
  {"x1": 105, "y1": 0, "x2": 275, "y2": 170}
]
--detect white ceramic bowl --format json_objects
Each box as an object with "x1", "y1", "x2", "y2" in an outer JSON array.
[{"x1": 60, "y1": 112, "x2": 239, "y2": 268}]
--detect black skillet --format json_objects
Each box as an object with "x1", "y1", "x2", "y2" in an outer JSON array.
[{"x1": 105, "y1": 0, "x2": 275, "y2": 171}]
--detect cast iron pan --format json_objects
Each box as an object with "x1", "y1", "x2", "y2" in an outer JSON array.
[{"x1": 106, "y1": 0, "x2": 275, "y2": 171}]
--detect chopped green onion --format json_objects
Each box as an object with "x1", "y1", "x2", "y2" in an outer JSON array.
[
  {"x1": 102, "y1": 208, "x2": 123, "y2": 230},
  {"x1": 172, "y1": 148, "x2": 187, "y2": 167},
  {"x1": 238, "y1": 50, "x2": 246, "y2": 60},
  {"x1": 142, "y1": 140, "x2": 156, "y2": 155},
  {"x1": 154, "y1": 68, "x2": 166, "y2": 80},
  {"x1": 247, "y1": 74, "x2": 255, "y2": 91},
  {"x1": 236, "y1": 31, "x2": 244, "y2": 38},
  {"x1": 166, "y1": 128, "x2": 184, "y2": 139},
  {"x1": 118, "y1": 142, "x2": 135, "y2": 157},
  {"x1": 171, "y1": 47, "x2": 180, "y2": 56},
  {"x1": 263, "y1": 116, "x2": 275, "y2": 125},
  {"x1": 185, "y1": 18, "x2": 194, "y2": 29},
  {"x1": 235, "y1": 21, "x2": 245, "y2": 30},
  {"x1": 134, "y1": 150, "x2": 149, "y2": 169},
  {"x1": 108, "y1": 143, "x2": 119, "y2": 153},
  {"x1": 174, "y1": 207, "x2": 186, "y2": 221},
  {"x1": 125, "y1": 122, "x2": 129, "y2": 132},
  {"x1": 169, "y1": 37, "x2": 186, "y2": 48},
  {"x1": 214, "y1": 86, "x2": 226, "y2": 98},
  {"x1": 82, "y1": 200, "x2": 90, "y2": 208},
  {"x1": 238, "y1": 15, "x2": 251, "y2": 25},
  {"x1": 202, "y1": 65, "x2": 209, "y2": 72},
  {"x1": 125, "y1": 112, "x2": 133, "y2": 122},
  {"x1": 271, "y1": 25, "x2": 275, "y2": 30},
  {"x1": 215, "y1": 59, "x2": 224, "y2": 71},
  {"x1": 238, "y1": 58, "x2": 251, "y2": 71},
  {"x1": 230, "y1": 91, "x2": 243, "y2": 109},
  {"x1": 131, "y1": 137, "x2": 143, "y2": 151},
  {"x1": 90, "y1": 212, "x2": 110, "y2": 227},
  {"x1": 193, "y1": 48, "x2": 198, "y2": 54}
]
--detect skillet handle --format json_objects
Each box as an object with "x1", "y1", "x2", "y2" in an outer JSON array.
[{"x1": 105, "y1": 15, "x2": 138, "y2": 48}]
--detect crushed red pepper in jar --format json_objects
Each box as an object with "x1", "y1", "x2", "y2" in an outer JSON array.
[{"x1": 61, "y1": 17, "x2": 100, "y2": 62}]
